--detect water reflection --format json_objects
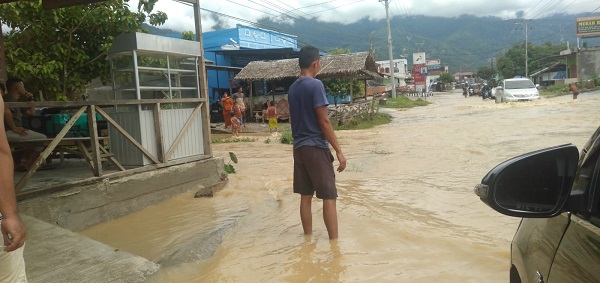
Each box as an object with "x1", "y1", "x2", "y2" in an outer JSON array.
[{"x1": 285, "y1": 237, "x2": 344, "y2": 282}]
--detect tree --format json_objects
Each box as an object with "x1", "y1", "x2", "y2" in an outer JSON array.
[
  {"x1": 496, "y1": 42, "x2": 566, "y2": 79},
  {"x1": 476, "y1": 66, "x2": 494, "y2": 81},
  {"x1": 181, "y1": 31, "x2": 195, "y2": 41},
  {"x1": 437, "y1": 72, "x2": 454, "y2": 83},
  {"x1": 322, "y1": 48, "x2": 364, "y2": 105},
  {"x1": 0, "y1": 0, "x2": 167, "y2": 101}
]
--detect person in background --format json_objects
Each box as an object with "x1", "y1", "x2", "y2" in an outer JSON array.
[
  {"x1": 266, "y1": 100, "x2": 278, "y2": 134},
  {"x1": 232, "y1": 100, "x2": 243, "y2": 131},
  {"x1": 261, "y1": 102, "x2": 269, "y2": 124},
  {"x1": 570, "y1": 83, "x2": 579, "y2": 99},
  {"x1": 221, "y1": 91, "x2": 233, "y2": 128},
  {"x1": 230, "y1": 114, "x2": 240, "y2": 137},
  {"x1": 3, "y1": 78, "x2": 47, "y2": 171},
  {"x1": 288, "y1": 46, "x2": 346, "y2": 240},
  {"x1": 0, "y1": 84, "x2": 29, "y2": 283},
  {"x1": 232, "y1": 86, "x2": 246, "y2": 126}
]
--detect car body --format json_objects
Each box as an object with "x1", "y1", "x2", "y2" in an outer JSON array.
[
  {"x1": 475, "y1": 126, "x2": 600, "y2": 283},
  {"x1": 497, "y1": 78, "x2": 540, "y2": 102}
]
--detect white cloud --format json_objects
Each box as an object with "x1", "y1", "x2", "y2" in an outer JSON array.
[{"x1": 128, "y1": 0, "x2": 599, "y2": 32}]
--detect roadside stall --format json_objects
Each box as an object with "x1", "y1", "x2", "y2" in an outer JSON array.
[{"x1": 234, "y1": 52, "x2": 383, "y2": 122}]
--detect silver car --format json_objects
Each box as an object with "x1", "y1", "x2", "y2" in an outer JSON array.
[{"x1": 497, "y1": 78, "x2": 540, "y2": 102}]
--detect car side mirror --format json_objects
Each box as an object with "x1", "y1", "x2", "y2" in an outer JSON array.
[{"x1": 474, "y1": 144, "x2": 579, "y2": 218}]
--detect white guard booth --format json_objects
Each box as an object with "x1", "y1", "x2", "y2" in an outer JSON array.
[{"x1": 107, "y1": 32, "x2": 206, "y2": 166}]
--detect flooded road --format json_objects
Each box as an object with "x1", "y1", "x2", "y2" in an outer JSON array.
[{"x1": 81, "y1": 89, "x2": 600, "y2": 282}]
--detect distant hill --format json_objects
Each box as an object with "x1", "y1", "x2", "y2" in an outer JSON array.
[
  {"x1": 147, "y1": 13, "x2": 600, "y2": 72},
  {"x1": 256, "y1": 13, "x2": 599, "y2": 72}
]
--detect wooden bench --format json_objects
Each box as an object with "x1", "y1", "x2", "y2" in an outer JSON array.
[{"x1": 10, "y1": 136, "x2": 123, "y2": 170}]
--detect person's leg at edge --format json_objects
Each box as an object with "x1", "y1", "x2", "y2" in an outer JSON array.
[
  {"x1": 300, "y1": 194, "x2": 313, "y2": 235},
  {"x1": 323, "y1": 199, "x2": 338, "y2": 239}
]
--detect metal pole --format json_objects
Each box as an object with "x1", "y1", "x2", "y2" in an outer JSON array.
[
  {"x1": 525, "y1": 21, "x2": 528, "y2": 77},
  {"x1": 381, "y1": 0, "x2": 396, "y2": 98}
]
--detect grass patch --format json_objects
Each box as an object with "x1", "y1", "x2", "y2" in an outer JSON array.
[
  {"x1": 382, "y1": 97, "x2": 431, "y2": 108},
  {"x1": 212, "y1": 137, "x2": 258, "y2": 143},
  {"x1": 333, "y1": 112, "x2": 392, "y2": 130},
  {"x1": 540, "y1": 84, "x2": 570, "y2": 98},
  {"x1": 279, "y1": 130, "x2": 294, "y2": 144}
]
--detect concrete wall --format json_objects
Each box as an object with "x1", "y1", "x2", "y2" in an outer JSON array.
[
  {"x1": 18, "y1": 157, "x2": 227, "y2": 231},
  {"x1": 579, "y1": 47, "x2": 600, "y2": 80}
]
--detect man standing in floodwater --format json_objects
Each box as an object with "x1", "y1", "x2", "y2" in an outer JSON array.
[{"x1": 288, "y1": 46, "x2": 347, "y2": 240}]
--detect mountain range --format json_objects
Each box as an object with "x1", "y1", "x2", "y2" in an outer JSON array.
[{"x1": 147, "y1": 13, "x2": 600, "y2": 73}]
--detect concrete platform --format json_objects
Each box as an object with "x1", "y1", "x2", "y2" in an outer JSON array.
[
  {"x1": 22, "y1": 215, "x2": 159, "y2": 283},
  {"x1": 15, "y1": 159, "x2": 120, "y2": 193}
]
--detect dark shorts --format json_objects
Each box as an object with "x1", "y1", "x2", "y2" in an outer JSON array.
[{"x1": 293, "y1": 146, "x2": 337, "y2": 199}]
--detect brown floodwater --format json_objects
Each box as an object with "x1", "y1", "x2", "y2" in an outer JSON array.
[{"x1": 81, "y1": 89, "x2": 600, "y2": 282}]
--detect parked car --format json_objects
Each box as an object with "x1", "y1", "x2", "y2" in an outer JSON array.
[
  {"x1": 474, "y1": 126, "x2": 600, "y2": 283},
  {"x1": 497, "y1": 78, "x2": 540, "y2": 102}
]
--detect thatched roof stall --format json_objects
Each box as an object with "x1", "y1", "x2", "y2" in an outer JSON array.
[
  {"x1": 235, "y1": 52, "x2": 382, "y2": 118},
  {"x1": 235, "y1": 52, "x2": 381, "y2": 81}
]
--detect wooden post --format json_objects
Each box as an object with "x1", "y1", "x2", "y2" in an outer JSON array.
[
  {"x1": 86, "y1": 105, "x2": 102, "y2": 176},
  {"x1": 364, "y1": 79, "x2": 368, "y2": 100},
  {"x1": 0, "y1": 23, "x2": 7, "y2": 83},
  {"x1": 153, "y1": 103, "x2": 165, "y2": 162},
  {"x1": 249, "y1": 81, "x2": 254, "y2": 120},
  {"x1": 194, "y1": 0, "x2": 213, "y2": 157},
  {"x1": 350, "y1": 79, "x2": 354, "y2": 102}
]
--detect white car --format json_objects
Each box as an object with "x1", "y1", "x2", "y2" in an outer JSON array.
[{"x1": 497, "y1": 78, "x2": 540, "y2": 102}]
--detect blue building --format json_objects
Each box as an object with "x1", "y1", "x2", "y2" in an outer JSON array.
[{"x1": 202, "y1": 24, "x2": 299, "y2": 108}]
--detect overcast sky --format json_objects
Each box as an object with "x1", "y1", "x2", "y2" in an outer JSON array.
[{"x1": 129, "y1": 0, "x2": 599, "y2": 32}]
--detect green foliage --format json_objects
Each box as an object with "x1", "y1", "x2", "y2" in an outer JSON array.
[
  {"x1": 211, "y1": 137, "x2": 258, "y2": 143},
  {"x1": 0, "y1": 0, "x2": 167, "y2": 101},
  {"x1": 181, "y1": 31, "x2": 195, "y2": 41},
  {"x1": 322, "y1": 48, "x2": 364, "y2": 103},
  {"x1": 382, "y1": 97, "x2": 431, "y2": 108},
  {"x1": 333, "y1": 113, "x2": 392, "y2": 130},
  {"x1": 477, "y1": 66, "x2": 494, "y2": 81},
  {"x1": 496, "y1": 42, "x2": 566, "y2": 79},
  {"x1": 224, "y1": 152, "x2": 238, "y2": 174},
  {"x1": 279, "y1": 131, "x2": 294, "y2": 144},
  {"x1": 540, "y1": 84, "x2": 569, "y2": 98},
  {"x1": 437, "y1": 72, "x2": 454, "y2": 83}
]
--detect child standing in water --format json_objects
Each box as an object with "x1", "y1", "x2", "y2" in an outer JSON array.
[{"x1": 266, "y1": 100, "x2": 278, "y2": 134}]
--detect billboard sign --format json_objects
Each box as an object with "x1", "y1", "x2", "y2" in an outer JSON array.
[
  {"x1": 426, "y1": 59, "x2": 441, "y2": 66},
  {"x1": 413, "y1": 52, "x2": 426, "y2": 65},
  {"x1": 577, "y1": 16, "x2": 600, "y2": 38},
  {"x1": 413, "y1": 63, "x2": 427, "y2": 92}
]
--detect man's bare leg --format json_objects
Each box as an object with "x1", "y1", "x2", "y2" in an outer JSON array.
[
  {"x1": 300, "y1": 195, "x2": 313, "y2": 235},
  {"x1": 323, "y1": 199, "x2": 338, "y2": 239}
]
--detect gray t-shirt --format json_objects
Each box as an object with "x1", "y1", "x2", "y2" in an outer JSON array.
[{"x1": 288, "y1": 76, "x2": 329, "y2": 149}]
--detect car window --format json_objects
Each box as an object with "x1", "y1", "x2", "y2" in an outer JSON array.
[{"x1": 505, "y1": 80, "x2": 535, "y2": 89}]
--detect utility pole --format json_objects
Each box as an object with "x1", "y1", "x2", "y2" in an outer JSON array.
[
  {"x1": 380, "y1": 0, "x2": 396, "y2": 98},
  {"x1": 514, "y1": 19, "x2": 530, "y2": 77}
]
